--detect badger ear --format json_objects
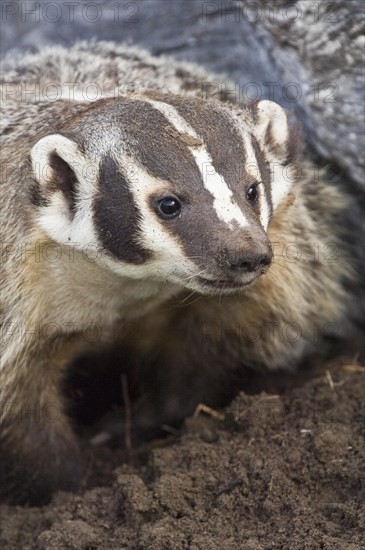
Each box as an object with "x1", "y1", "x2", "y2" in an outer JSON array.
[
  {"x1": 254, "y1": 100, "x2": 299, "y2": 163},
  {"x1": 30, "y1": 134, "x2": 85, "y2": 213},
  {"x1": 30, "y1": 134, "x2": 96, "y2": 246}
]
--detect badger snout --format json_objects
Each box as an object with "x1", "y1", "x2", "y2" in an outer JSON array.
[
  {"x1": 192, "y1": 223, "x2": 273, "y2": 294},
  {"x1": 195, "y1": 239, "x2": 272, "y2": 294},
  {"x1": 222, "y1": 243, "x2": 272, "y2": 274}
]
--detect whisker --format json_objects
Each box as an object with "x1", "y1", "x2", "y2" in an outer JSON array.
[
  {"x1": 178, "y1": 293, "x2": 204, "y2": 308},
  {"x1": 178, "y1": 266, "x2": 211, "y2": 282},
  {"x1": 180, "y1": 289, "x2": 198, "y2": 303},
  {"x1": 271, "y1": 261, "x2": 307, "y2": 282}
]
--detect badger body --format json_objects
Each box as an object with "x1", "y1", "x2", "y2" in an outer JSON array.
[{"x1": 0, "y1": 42, "x2": 363, "y2": 504}]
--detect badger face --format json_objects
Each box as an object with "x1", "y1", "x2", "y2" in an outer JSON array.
[{"x1": 30, "y1": 95, "x2": 298, "y2": 295}]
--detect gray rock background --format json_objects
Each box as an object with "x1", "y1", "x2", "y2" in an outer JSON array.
[{"x1": 1, "y1": 0, "x2": 364, "y2": 188}]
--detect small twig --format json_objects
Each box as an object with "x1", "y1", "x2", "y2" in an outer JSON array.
[
  {"x1": 193, "y1": 403, "x2": 225, "y2": 421},
  {"x1": 325, "y1": 369, "x2": 336, "y2": 392},
  {"x1": 121, "y1": 373, "x2": 132, "y2": 460},
  {"x1": 341, "y1": 364, "x2": 365, "y2": 373}
]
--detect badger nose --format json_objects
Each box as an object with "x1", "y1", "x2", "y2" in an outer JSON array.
[{"x1": 224, "y1": 247, "x2": 272, "y2": 273}]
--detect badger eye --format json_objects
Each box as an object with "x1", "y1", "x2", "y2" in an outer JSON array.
[
  {"x1": 246, "y1": 183, "x2": 259, "y2": 203},
  {"x1": 157, "y1": 197, "x2": 181, "y2": 219}
]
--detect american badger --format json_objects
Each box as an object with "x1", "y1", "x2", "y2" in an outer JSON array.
[
  {"x1": 0, "y1": 42, "x2": 362, "y2": 503},
  {"x1": 0, "y1": 42, "x2": 290, "y2": 503}
]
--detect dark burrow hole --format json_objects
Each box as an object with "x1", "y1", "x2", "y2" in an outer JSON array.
[{"x1": 62, "y1": 343, "x2": 344, "y2": 450}]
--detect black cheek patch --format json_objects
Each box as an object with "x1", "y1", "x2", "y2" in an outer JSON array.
[{"x1": 93, "y1": 156, "x2": 152, "y2": 265}]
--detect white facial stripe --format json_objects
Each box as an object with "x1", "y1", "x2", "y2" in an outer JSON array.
[
  {"x1": 115, "y1": 155, "x2": 199, "y2": 279},
  {"x1": 259, "y1": 194, "x2": 270, "y2": 230},
  {"x1": 144, "y1": 98, "x2": 248, "y2": 230},
  {"x1": 242, "y1": 132, "x2": 270, "y2": 230},
  {"x1": 228, "y1": 113, "x2": 270, "y2": 231},
  {"x1": 271, "y1": 164, "x2": 294, "y2": 210}
]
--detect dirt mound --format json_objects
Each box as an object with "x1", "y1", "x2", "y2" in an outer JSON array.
[{"x1": 1, "y1": 363, "x2": 364, "y2": 549}]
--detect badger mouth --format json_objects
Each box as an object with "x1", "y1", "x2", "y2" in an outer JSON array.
[{"x1": 197, "y1": 277, "x2": 255, "y2": 291}]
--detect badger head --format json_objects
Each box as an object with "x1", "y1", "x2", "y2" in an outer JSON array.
[{"x1": 30, "y1": 95, "x2": 299, "y2": 295}]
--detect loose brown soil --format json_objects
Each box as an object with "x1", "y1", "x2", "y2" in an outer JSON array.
[{"x1": 1, "y1": 361, "x2": 364, "y2": 550}]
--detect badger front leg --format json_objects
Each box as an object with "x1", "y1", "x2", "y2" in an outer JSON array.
[{"x1": 0, "y1": 338, "x2": 86, "y2": 505}]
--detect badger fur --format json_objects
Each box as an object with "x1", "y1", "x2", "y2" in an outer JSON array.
[
  {"x1": 0, "y1": 41, "x2": 363, "y2": 504},
  {"x1": 0, "y1": 41, "x2": 297, "y2": 504}
]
